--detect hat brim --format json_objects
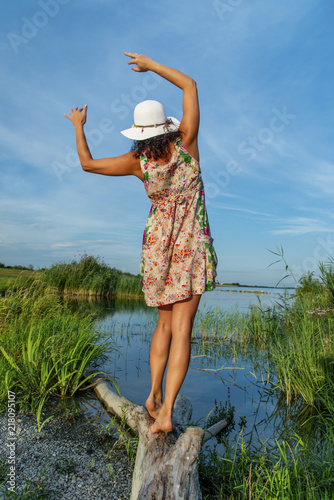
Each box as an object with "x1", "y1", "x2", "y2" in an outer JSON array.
[{"x1": 121, "y1": 117, "x2": 180, "y2": 141}]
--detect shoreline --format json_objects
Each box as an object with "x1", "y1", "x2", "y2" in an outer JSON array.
[
  {"x1": 0, "y1": 408, "x2": 132, "y2": 499},
  {"x1": 217, "y1": 284, "x2": 295, "y2": 290},
  {"x1": 215, "y1": 286, "x2": 294, "y2": 295}
]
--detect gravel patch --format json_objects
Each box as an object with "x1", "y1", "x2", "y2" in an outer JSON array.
[{"x1": 0, "y1": 406, "x2": 132, "y2": 499}]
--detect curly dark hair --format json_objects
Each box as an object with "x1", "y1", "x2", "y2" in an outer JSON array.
[{"x1": 131, "y1": 130, "x2": 182, "y2": 161}]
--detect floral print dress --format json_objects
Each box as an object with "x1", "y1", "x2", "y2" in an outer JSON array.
[{"x1": 140, "y1": 139, "x2": 217, "y2": 307}]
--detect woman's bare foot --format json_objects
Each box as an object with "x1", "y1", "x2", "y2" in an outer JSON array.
[
  {"x1": 145, "y1": 396, "x2": 162, "y2": 420},
  {"x1": 150, "y1": 411, "x2": 173, "y2": 434}
]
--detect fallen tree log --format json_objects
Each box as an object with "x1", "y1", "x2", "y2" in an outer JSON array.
[{"x1": 92, "y1": 378, "x2": 227, "y2": 500}]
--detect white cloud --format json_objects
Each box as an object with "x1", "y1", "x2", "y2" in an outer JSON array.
[
  {"x1": 272, "y1": 217, "x2": 334, "y2": 236},
  {"x1": 304, "y1": 161, "x2": 334, "y2": 196},
  {"x1": 215, "y1": 204, "x2": 274, "y2": 218}
]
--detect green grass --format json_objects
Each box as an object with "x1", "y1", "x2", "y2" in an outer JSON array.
[
  {"x1": 200, "y1": 431, "x2": 334, "y2": 499},
  {"x1": 0, "y1": 268, "x2": 35, "y2": 294},
  {"x1": 0, "y1": 278, "x2": 118, "y2": 413},
  {"x1": 193, "y1": 267, "x2": 334, "y2": 420},
  {"x1": 43, "y1": 254, "x2": 143, "y2": 298},
  {"x1": 197, "y1": 256, "x2": 334, "y2": 498},
  {"x1": 2, "y1": 254, "x2": 334, "y2": 498},
  {"x1": 267, "y1": 268, "x2": 334, "y2": 416},
  {"x1": 0, "y1": 255, "x2": 144, "y2": 299}
]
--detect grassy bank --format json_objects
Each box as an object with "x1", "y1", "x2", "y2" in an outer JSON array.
[
  {"x1": 193, "y1": 259, "x2": 334, "y2": 499},
  {"x1": 44, "y1": 254, "x2": 143, "y2": 298},
  {"x1": 200, "y1": 430, "x2": 334, "y2": 499},
  {"x1": 0, "y1": 255, "x2": 143, "y2": 299},
  {"x1": 0, "y1": 278, "x2": 118, "y2": 414},
  {"x1": 0, "y1": 254, "x2": 142, "y2": 415},
  {"x1": 194, "y1": 271, "x2": 333, "y2": 421},
  {"x1": 2, "y1": 255, "x2": 334, "y2": 498},
  {"x1": 0, "y1": 267, "x2": 34, "y2": 294}
]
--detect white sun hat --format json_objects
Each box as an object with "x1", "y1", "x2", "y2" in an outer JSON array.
[{"x1": 121, "y1": 100, "x2": 180, "y2": 141}]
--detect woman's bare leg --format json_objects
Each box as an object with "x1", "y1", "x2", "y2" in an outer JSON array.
[
  {"x1": 145, "y1": 305, "x2": 172, "y2": 419},
  {"x1": 150, "y1": 294, "x2": 201, "y2": 433}
]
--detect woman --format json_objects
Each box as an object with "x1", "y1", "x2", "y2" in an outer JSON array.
[{"x1": 65, "y1": 52, "x2": 217, "y2": 434}]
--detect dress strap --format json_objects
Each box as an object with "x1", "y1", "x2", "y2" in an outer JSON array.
[
  {"x1": 173, "y1": 139, "x2": 198, "y2": 166},
  {"x1": 140, "y1": 151, "x2": 148, "y2": 162},
  {"x1": 174, "y1": 138, "x2": 182, "y2": 151}
]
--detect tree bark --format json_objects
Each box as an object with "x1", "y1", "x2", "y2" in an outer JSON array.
[{"x1": 92, "y1": 378, "x2": 227, "y2": 500}]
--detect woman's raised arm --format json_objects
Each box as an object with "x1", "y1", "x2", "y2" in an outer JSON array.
[{"x1": 125, "y1": 53, "x2": 199, "y2": 160}]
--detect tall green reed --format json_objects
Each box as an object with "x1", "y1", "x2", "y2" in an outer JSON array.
[
  {"x1": 319, "y1": 256, "x2": 334, "y2": 304},
  {"x1": 196, "y1": 251, "x2": 334, "y2": 498},
  {"x1": 268, "y1": 290, "x2": 334, "y2": 415},
  {"x1": 0, "y1": 279, "x2": 118, "y2": 412},
  {"x1": 44, "y1": 253, "x2": 142, "y2": 298},
  {"x1": 200, "y1": 431, "x2": 334, "y2": 499}
]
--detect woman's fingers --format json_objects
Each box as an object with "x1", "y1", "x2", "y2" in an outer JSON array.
[
  {"x1": 124, "y1": 52, "x2": 136, "y2": 64},
  {"x1": 124, "y1": 51, "x2": 142, "y2": 68},
  {"x1": 64, "y1": 105, "x2": 87, "y2": 122},
  {"x1": 124, "y1": 52, "x2": 150, "y2": 73},
  {"x1": 124, "y1": 51, "x2": 137, "y2": 58}
]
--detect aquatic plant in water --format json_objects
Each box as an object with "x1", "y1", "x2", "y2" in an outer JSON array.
[{"x1": 0, "y1": 279, "x2": 118, "y2": 413}]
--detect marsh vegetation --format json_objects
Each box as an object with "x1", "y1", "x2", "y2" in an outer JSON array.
[
  {"x1": 194, "y1": 279, "x2": 334, "y2": 498},
  {"x1": 0, "y1": 278, "x2": 118, "y2": 415},
  {"x1": 0, "y1": 254, "x2": 143, "y2": 298},
  {"x1": 1, "y1": 255, "x2": 334, "y2": 498}
]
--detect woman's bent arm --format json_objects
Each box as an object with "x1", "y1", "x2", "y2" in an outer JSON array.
[{"x1": 64, "y1": 105, "x2": 142, "y2": 179}]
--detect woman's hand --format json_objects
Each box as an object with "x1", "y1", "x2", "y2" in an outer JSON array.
[
  {"x1": 124, "y1": 52, "x2": 154, "y2": 72},
  {"x1": 64, "y1": 105, "x2": 87, "y2": 128}
]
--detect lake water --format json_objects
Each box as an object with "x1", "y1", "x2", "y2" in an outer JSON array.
[{"x1": 90, "y1": 287, "x2": 294, "y2": 449}]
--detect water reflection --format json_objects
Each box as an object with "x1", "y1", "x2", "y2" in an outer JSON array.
[
  {"x1": 70, "y1": 287, "x2": 319, "y2": 450},
  {"x1": 268, "y1": 392, "x2": 330, "y2": 446},
  {"x1": 83, "y1": 290, "x2": 282, "y2": 448}
]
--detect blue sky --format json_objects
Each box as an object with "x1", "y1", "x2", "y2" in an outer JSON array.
[{"x1": 1, "y1": 0, "x2": 333, "y2": 286}]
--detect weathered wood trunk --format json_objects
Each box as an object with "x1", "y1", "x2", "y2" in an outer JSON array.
[
  {"x1": 92, "y1": 378, "x2": 227, "y2": 500},
  {"x1": 130, "y1": 405, "x2": 204, "y2": 499}
]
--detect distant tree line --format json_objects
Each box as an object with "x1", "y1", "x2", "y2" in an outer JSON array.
[{"x1": 0, "y1": 263, "x2": 34, "y2": 270}]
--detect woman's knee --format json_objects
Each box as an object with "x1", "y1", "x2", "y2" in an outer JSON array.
[
  {"x1": 171, "y1": 295, "x2": 201, "y2": 334},
  {"x1": 156, "y1": 308, "x2": 172, "y2": 335},
  {"x1": 157, "y1": 318, "x2": 172, "y2": 335}
]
